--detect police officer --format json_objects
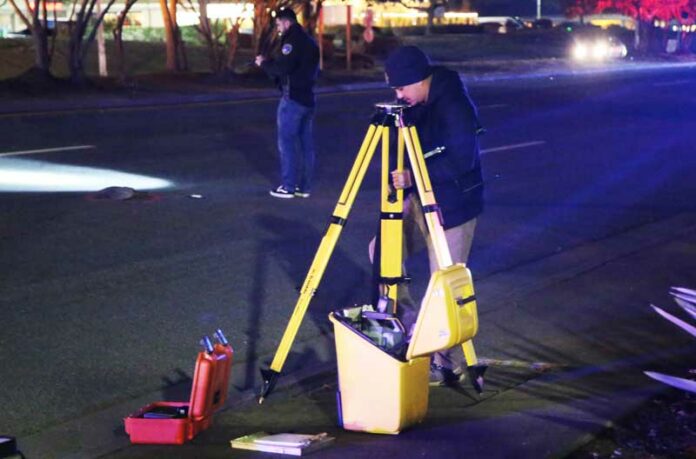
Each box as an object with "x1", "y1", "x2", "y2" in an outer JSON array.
[
  {"x1": 255, "y1": 7, "x2": 320, "y2": 199},
  {"x1": 379, "y1": 45, "x2": 485, "y2": 386}
]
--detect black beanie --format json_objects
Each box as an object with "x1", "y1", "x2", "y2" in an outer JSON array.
[
  {"x1": 384, "y1": 46, "x2": 432, "y2": 87},
  {"x1": 275, "y1": 7, "x2": 297, "y2": 22}
]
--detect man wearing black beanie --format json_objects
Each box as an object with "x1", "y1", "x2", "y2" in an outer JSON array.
[
  {"x1": 377, "y1": 45, "x2": 485, "y2": 386},
  {"x1": 256, "y1": 8, "x2": 320, "y2": 199}
]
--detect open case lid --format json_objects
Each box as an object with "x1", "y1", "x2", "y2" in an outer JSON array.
[
  {"x1": 406, "y1": 263, "x2": 479, "y2": 360},
  {"x1": 188, "y1": 343, "x2": 234, "y2": 421}
]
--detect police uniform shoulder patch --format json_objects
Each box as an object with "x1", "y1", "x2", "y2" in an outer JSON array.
[{"x1": 281, "y1": 43, "x2": 293, "y2": 55}]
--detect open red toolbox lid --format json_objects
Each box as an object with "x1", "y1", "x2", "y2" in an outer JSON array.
[
  {"x1": 188, "y1": 341, "x2": 233, "y2": 421},
  {"x1": 125, "y1": 330, "x2": 234, "y2": 445}
]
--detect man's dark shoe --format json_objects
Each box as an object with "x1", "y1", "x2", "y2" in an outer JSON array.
[
  {"x1": 429, "y1": 363, "x2": 462, "y2": 387},
  {"x1": 294, "y1": 188, "x2": 310, "y2": 198},
  {"x1": 269, "y1": 186, "x2": 295, "y2": 199}
]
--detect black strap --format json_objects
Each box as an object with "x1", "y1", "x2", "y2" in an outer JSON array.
[
  {"x1": 456, "y1": 295, "x2": 476, "y2": 306},
  {"x1": 379, "y1": 276, "x2": 411, "y2": 285}
]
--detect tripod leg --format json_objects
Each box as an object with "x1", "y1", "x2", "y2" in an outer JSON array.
[
  {"x1": 401, "y1": 125, "x2": 452, "y2": 268},
  {"x1": 401, "y1": 124, "x2": 487, "y2": 394},
  {"x1": 259, "y1": 124, "x2": 385, "y2": 403},
  {"x1": 378, "y1": 125, "x2": 405, "y2": 312},
  {"x1": 462, "y1": 339, "x2": 486, "y2": 394}
]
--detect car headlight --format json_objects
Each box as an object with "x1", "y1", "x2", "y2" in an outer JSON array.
[
  {"x1": 572, "y1": 43, "x2": 588, "y2": 61},
  {"x1": 618, "y1": 43, "x2": 628, "y2": 58},
  {"x1": 592, "y1": 41, "x2": 609, "y2": 59}
]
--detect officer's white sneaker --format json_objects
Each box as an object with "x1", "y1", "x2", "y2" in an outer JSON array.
[{"x1": 269, "y1": 186, "x2": 295, "y2": 199}]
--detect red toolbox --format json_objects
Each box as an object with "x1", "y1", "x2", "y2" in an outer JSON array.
[{"x1": 125, "y1": 330, "x2": 233, "y2": 445}]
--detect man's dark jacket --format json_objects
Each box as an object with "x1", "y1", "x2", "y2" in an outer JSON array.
[
  {"x1": 260, "y1": 23, "x2": 319, "y2": 108},
  {"x1": 404, "y1": 66, "x2": 484, "y2": 229}
]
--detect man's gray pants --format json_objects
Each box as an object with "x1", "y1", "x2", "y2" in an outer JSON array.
[{"x1": 369, "y1": 194, "x2": 477, "y2": 371}]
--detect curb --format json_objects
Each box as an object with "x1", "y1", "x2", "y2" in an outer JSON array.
[
  {"x1": 0, "y1": 84, "x2": 387, "y2": 116},
  {"x1": 2, "y1": 58, "x2": 695, "y2": 116}
]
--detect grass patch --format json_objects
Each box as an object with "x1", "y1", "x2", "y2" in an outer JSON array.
[
  {"x1": 0, "y1": 37, "x2": 257, "y2": 80},
  {"x1": 0, "y1": 29, "x2": 579, "y2": 81}
]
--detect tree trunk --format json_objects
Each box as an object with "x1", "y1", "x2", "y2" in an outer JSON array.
[
  {"x1": 28, "y1": 0, "x2": 52, "y2": 75},
  {"x1": 253, "y1": 0, "x2": 279, "y2": 55},
  {"x1": 226, "y1": 21, "x2": 241, "y2": 70},
  {"x1": 69, "y1": 44, "x2": 85, "y2": 83},
  {"x1": 426, "y1": 6, "x2": 434, "y2": 35},
  {"x1": 680, "y1": 32, "x2": 693, "y2": 54},
  {"x1": 113, "y1": 3, "x2": 135, "y2": 81},
  {"x1": 68, "y1": 18, "x2": 86, "y2": 83},
  {"x1": 113, "y1": 12, "x2": 129, "y2": 81},
  {"x1": 32, "y1": 23, "x2": 51, "y2": 73},
  {"x1": 307, "y1": 0, "x2": 323, "y2": 37},
  {"x1": 252, "y1": 1, "x2": 266, "y2": 54},
  {"x1": 177, "y1": 27, "x2": 189, "y2": 71},
  {"x1": 160, "y1": 0, "x2": 179, "y2": 70},
  {"x1": 197, "y1": 0, "x2": 218, "y2": 72},
  {"x1": 634, "y1": 19, "x2": 641, "y2": 50}
]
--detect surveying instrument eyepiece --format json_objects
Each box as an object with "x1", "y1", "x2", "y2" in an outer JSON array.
[
  {"x1": 372, "y1": 101, "x2": 409, "y2": 129},
  {"x1": 374, "y1": 101, "x2": 408, "y2": 114},
  {"x1": 258, "y1": 102, "x2": 485, "y2": 404}
]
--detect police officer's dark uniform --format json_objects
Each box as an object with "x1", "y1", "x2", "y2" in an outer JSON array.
[{"x1": 258, "y1": 8, "x2": 320, "y2": 199}]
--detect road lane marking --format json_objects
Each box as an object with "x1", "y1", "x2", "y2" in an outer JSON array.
[
  {"x1": 0, "y1": 145, "x2": 96, "y2": 158},
  {"x1": 481, "y1": 140, "x2": 546, "y2": 155}
]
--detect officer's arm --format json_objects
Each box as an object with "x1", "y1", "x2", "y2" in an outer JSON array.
[
  {"x1": 440, "y1": 92, "x2": 480, "y2": 173},
  {"x1": 260, "y1": 42, "x2": 300, "y2": 78}
]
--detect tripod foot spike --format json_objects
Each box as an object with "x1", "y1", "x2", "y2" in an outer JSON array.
[
  {"x1": 467, "y1": 364, "x2": 487, "y2": 395},
  {"x1": 259, "y1": 368, "x2": 280, "y2": 404}
]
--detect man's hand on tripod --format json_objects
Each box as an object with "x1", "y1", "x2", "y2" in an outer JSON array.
[{"x1": 391, "y1": 170, "x2": 412, "y2": 190}]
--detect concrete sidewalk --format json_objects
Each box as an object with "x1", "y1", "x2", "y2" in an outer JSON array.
[{"x1": 17, "y1": 211, "x2": 696, "y2": 458}]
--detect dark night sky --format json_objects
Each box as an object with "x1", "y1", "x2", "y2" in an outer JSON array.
[{"x1": 469, "y1": 0, "x2": 565, "y2": 17}]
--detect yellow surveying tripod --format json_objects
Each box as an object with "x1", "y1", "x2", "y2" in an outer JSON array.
[{"x1": 259, "y1": 102, "x2": 486, "y2": 403}]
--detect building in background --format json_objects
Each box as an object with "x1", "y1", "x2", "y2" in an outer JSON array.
[{"x1": 0, "y1": 0, "x2": 478, "y2": 37}]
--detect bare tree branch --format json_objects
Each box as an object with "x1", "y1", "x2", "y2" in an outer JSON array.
[
  {"x1": 81, "y1": 0, "x2": 118, "y2": 61},
  {"x1": 7, "y1": 0, "x2": 31, "y2": 29}
]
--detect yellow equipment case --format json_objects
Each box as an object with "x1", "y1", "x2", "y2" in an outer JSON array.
[
  {"x1": 330, "y1": 311, "x2": 430, "y2": 434},
  {"x1": 329, "y1": 262, "x2": 478, "y2": 434},
  {"x1": 406, "y1": 264, "x2": 478, "y2": 360}
]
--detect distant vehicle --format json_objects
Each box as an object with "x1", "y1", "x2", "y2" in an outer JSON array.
[
  {"x1": 477, "y1": 16, "x2": 527, "y2": 34},
  {"x1": 5, "y1": 24, "x2": 56, "y2": 38},
  {"x1": 570, "y1": 33, "x2": 628, "y2": 61},
  {"x1": 5, "y1": 28, "x2": 32, "y2": 38},
  {"x1": 532, "y1": 18, "x2": 554, "y2": 29},
  {"x1": 556, "y1": 21, "x2": 598, "y2": 33}
]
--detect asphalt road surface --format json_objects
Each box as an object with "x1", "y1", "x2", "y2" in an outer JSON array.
[{"x1": 1, "y1": 66, "x2": 695, "y2": 440}]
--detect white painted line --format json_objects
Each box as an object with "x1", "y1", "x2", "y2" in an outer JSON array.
[
  {"x1": 481, "y1": 140, "x2": 546, "y2": 155},
  {"x1": 0, "y1": 145, "x2": 96, "y2": 158},
  {"x1": 479, "y1": 103, "x2": 508, "y2": 109},
  {"x1": 652, "y1": 80, "x2": 692, "y2": 87}
]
